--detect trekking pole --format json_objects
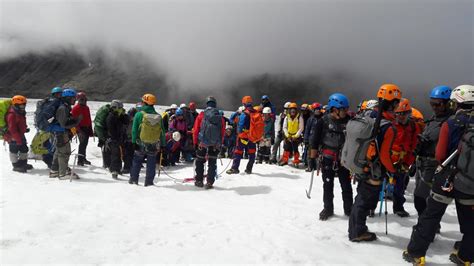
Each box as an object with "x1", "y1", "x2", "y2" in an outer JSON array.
[
  {"x1": 379, "y1": 177, "x2": 386, "y2": 217},
  {"x1": 70, "y1": 153, "x2": 79, "y2": 182}
]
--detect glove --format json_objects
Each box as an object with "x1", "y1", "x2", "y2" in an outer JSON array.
[
  {"x1": 133, "y1": 143, "x2": 140, "y2": 151},
  {"x1": 25, "y1": 128, "x2": 30, "y2": 133},
  {"x1": 98, "y1": 139, "x2": 105, "y2": 148}
]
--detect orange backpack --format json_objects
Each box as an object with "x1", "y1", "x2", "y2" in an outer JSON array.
[{"x1": 247, "y1": 111, "x2": 264, "y2": 142}]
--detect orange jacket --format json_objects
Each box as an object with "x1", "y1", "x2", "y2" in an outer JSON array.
[{"x1": 389, "y1": 119, "x2": 421, "y2": 166}]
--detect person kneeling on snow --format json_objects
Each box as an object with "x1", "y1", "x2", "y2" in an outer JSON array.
[
  {"x1": 164, "y1": 131, "x2": 181, "y2": 166},
  {"x1": 193, "y1": 96, "x2": 225, "y2": 189},
  {"x1": 5, "y1": 95, "x2": 32, "y2": 173}
]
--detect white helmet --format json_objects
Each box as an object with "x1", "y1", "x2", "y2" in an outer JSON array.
[
  {"x1": 262, "y1": 107, "x2": 272, "y2": 114},
  {"x1": 170, "y1": 104, "x2": 178, "y2": 109},
  {"x1": 284, "y1": 102, "x2": 291, "y2": 109},
  {"x1": 180, "y1": 103, "x2": 187, "y2": 108},
  {"x1": 172, "y1": 131, "x2": 181, "y2": 142},
  {"x1": 366, "y1": 99, "x2": 378, "y2": 110},
  {"x1": 238, "y1": 106, "x2": 245, "y2": 113},
  {"x1": 451, "y1": 85, "x2": 474, "y2": 104}
]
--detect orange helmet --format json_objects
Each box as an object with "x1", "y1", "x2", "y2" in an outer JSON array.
[
  {"x1": 242, "y1": 96, "x2": 253, "y2": 105},
  {"x1": 142, "y1": 93, "x2": 156, "y2": 105},
  {"x1": 377, "y1": 84, "x2": 402, "y2": 101},
  {"x1": 253, "y1": 105, "x2": 261, "y2": 112},
  {"x1": 360, "y1": 100, "x2": 368, "y2": 111},
  {"x1": 411, "y1": 107, "x2": 424, "y2": 120},
  {"x1": 288, "y1": 102, "x2": 298, "y2": 109},
  {"x1": 395, "y1": 98, "x2": 411, "y2": 113},
  {"x1": 12, "y1": 95, "x2": 27, "y2": 105},
  {"x1": 300, "y1": 103, "x2": 309, "y2": 110}
]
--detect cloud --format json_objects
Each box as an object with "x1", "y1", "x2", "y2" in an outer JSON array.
[{"x1": 1, "y1": 0, "x2": 473, "y2": 99}]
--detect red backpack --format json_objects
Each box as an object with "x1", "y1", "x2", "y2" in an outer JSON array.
[{"x1": 247, "y1": 110, "x2": 264, "y2": 142}]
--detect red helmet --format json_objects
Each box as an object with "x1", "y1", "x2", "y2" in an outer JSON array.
[
  {"x1": 189, "y1": 101, "x2": 197, "y2": 110},
  {"x1": 311, "y1": 102, "x2": 322, "y2": 110},
  {"x1": 77, "y1": 92, "x2": 87, "y2": 100}
]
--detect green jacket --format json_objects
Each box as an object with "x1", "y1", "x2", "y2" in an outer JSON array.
[{"x1": 131, "y1": 105, "x2": 165, "y2": 145}]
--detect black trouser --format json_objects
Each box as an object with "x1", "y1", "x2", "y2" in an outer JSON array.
[
  {"x1": 392, "y1": 172, "x2": 407, "y2": 212},
  {"x1": 108, "y1": 140, "x2": 122, "y2": 173},
  {"x1": 414, "y1": 158, "x2": 437, "y2": 215},
  {"x1": 348, "y1": 180, "x2": 382, "y2": 239},
  {"x1": 407, "y1": 178, "x2": 474, "y2": 262},
  {"x1": 122, "y1": 141, "x2": 134, "y2": 171},
  {"x1": 195, "y1": 146, "x2": 218, "y2": 184},
  {"x1": 77, "y1": 130, "x2": 89, "y2": 163},
  {"x1": 321, "y1": 157, "x2": 353, "y2": 214},
  {"x1": 101, "y1": 140, "x2": 111, "y2": 169}
]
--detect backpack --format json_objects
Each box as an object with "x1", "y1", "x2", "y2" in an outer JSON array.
[
  {"x1": 198, "y1": 107, "x2": 223, "y2": 146},
  {"x1": 34, "y1": 98, "x2": 61, "y2": 131},
  {"x1": 454, "y1": 123, "x2": 474, "y2": 195},
  {"x1": 93, "y1": 104, "x2": 111, "y2": 140},
  {"x1": 247, "y1": 111, "x2": 264, "y2": 143},
  {"x1": 0, "y1": 99, "x2": 12, "y2": 139},
  {"x1": 31, "y1": 131, "x2": 52, "y2": 155},
  {"x1": 341, "y1": 115, "x2": 376, "y2": 175},
  {"x1": 139, "y1": 112, "x2": 162, "y2": 144}
]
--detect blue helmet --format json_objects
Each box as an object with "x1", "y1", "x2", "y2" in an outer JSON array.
[
  {"x1": 175, "y1": 108, "x2": 184, "y2": 116},
  {"x1": 51, "y1": 87, "x2": 62, "y2": 94},
  {"x1": 261, "y1": 95, "x2": 269, "y2": 100},
  {"x1": 62, "y1": 88, "x2": 77, "y2": 97},
  {"x1": 430, "y1": 86, "x2": 452, "y2": 99},
  {"x1": 327, "y1": 93, "x2": 349, "y2": 109}
]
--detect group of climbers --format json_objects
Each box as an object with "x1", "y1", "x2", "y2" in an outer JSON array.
[{"x1": 2, "y1": 83, "x2": 473, "y2": 265}]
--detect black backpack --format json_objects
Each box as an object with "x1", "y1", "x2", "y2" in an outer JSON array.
[
  {"x1": 198, "y1": 107, "x2": 223, "y2": 146},
  {"x1": 34, "y1": 98, "x2": 61, "y2": 131}
]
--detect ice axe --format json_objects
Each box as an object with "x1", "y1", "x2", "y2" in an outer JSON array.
[{"x1": 305, "y1": 169, "x2": 315, "y2": 199}]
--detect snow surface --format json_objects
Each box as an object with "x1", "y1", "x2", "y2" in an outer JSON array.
[{"x1": 1, "y1": 100, "x2": 461, "y2": 265}]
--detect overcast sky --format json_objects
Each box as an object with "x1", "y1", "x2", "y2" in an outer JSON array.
[{"x1": 1, "y1": 0, "x2": 472, "y2": 92}]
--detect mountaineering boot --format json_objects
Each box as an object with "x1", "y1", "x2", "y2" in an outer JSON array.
[
  {"x1": 395, "y1": 209, "x2": 410, "y2": 218},
  {"x1": 449, "y1": 251, "x2": 470, "y2": 265},
  {"x1": 226, "y1": 168, "x2": 240, "y2": 175},
  {"x1": 12, "y1": 162, "x2": 27, "y2": 173},
  {"x1": 279, "y1": 151, "x2": 290, "y2": 166},
  {"x1": 205, "y1": 183, "x2": 214, "y2": 189},
  {"x1": 77, "y1": 160, "x2": 85, "y2": 166},
  {"x1": 368, "y1": 209, "x2": 375, "y2": 218},
  {"x1": 350, "y1": 231, "x2": 377, "y2": 243},
  {"x1": 121, "y1": 168, "x2": 130, "y2": 175},
  {"x1": 83, "y1": 159, "x2": 91, "y2": 165},
  {"x1": 319, "y1": 208, "x2": 334, "y2": 221},
  {"x1": 292, "y1": 152, "x2": 300, "y2": 167},
  {"x1": 194, "y1": 181, "x2": 204, "y2": 188},
  {"x1": 269, "y1": 158, "x2": 277, "y2": 164},
  {"x1": 59, "y1": 173, "x2": 79, "y2": 180},
  {"x1": 402, "y1": 250, "x2": 426, "y2": 265},
  {"x1": 19, "y1": 160, "x2": 33, "y2": 170},
  {"x1": 111, "y1": 172, "x2": 119, "y2": 180},
  {"x1": 128, "y1": 179, "x2": 138, "y2": 185},
  {"x1": 49, "y1": 170, "x2": 59, "y2": 178},
  {"x1": 245, "y1": 168, "x2": 252, "y2": 174}
]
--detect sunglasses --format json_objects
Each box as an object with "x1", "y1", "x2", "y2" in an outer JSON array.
[
  {"x1": 395, "y1": 111, "x2": 410, "y2": 116},
  {"x1": 430, "y1": 101, "x2": 444, "y2": 107}
]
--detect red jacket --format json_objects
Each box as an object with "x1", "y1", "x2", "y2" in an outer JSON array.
[
  {"x1": 71, "y1": 103, "x2": 93, "y2": 136},
  {"x1": 5, "y1": 107, "x2": 27, "y2": 145},
  {"x1": 193, "y1": 111, "x2": 225, "y2": 146},
  {"x1": 71, "y1": 103, "x2": 92, "y2": 128},
  {"x1": 389, "y1": 119, "x2": 420, "y2": 166}
]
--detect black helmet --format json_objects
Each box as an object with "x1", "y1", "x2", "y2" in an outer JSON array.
[{"x1": 207, "y1": 96, "x2": 217, "y2": 104}]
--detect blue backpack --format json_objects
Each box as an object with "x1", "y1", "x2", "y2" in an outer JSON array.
[
  {"x1": 34, "y1": 98, "x2": 61, "y2": 131},
  {"x1": 198, "y1": 107, "x2": 223, "y2": 146}
]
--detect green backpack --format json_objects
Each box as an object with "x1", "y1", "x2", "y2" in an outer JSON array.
[
  {"x1": 139, "y1": 112, "x2": 162, "y2": 144},
  {"x1": 31, "y1": 131, "x2": 52, "y2": 155},
  {"x1": 0, "y1": 99, "x2": 12, "y2": 139},
  {"x1": 93, "y1": 104, "x2": 111, "y2": 140}
]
